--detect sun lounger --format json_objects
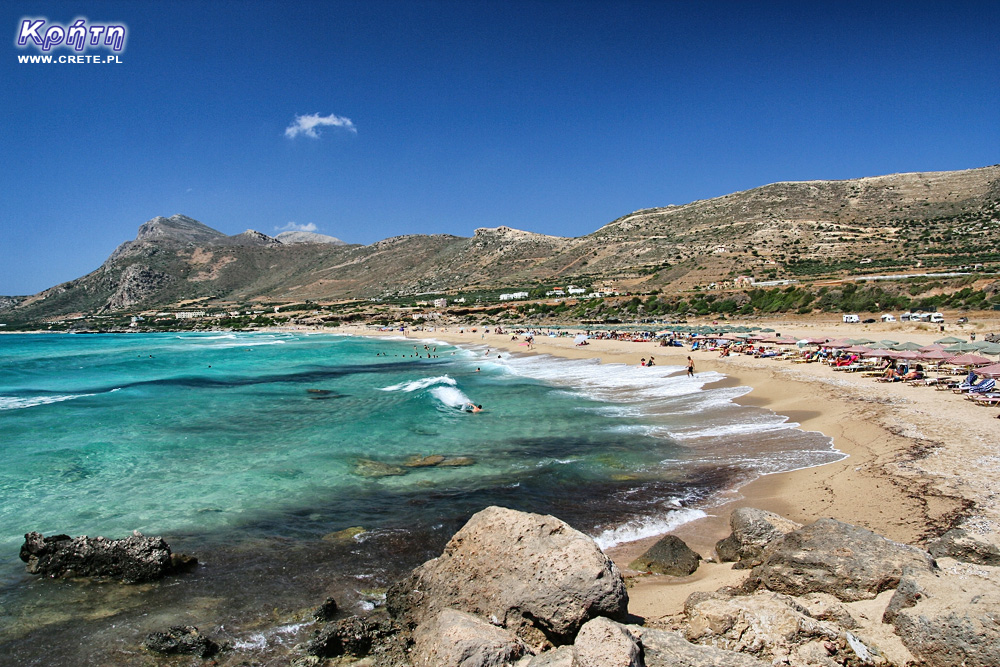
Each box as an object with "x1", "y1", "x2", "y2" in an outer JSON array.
[
  {"x1": 955, "y1": 378, "x2": 996, "y2": 394},
  {"x1": 970, "y1": 394, "x2": 1000, "y2": 405}
]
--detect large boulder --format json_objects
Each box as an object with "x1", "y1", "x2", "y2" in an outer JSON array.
[
  {"x1": 715, "y1": 507, "x2": 801, "y2": 568},
  {"x1": 386, "y1": 506, "x2": 628, "y2": 645},
  {"x1": 573, "y1": 617, "x2": 642, "y2": 667},
  {"x1": 883, "y1": 563, "x2": 1000, "y2": 667},
  {"x1": 746, "y1": 518, "x2": 936, "y2": 601},
  {"x1": 628, "y1": 535, "x2": 701, "y2": 576},
  {"x1": 411, "y1": 608, "x2": 528, "y2": 667},
  {"x1": 20, "y1": 530, "x2": 192, "y2": 584},
  {"x1": 300, "y1": 614, "x2": 399, "y2": 659}
]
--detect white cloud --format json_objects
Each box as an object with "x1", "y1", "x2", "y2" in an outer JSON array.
[
  {"x1": 276, "y1": 221, "x2": 318, "y2": 233},
  {"x1": 284, "y1": 112, "x2": 357, "y2": 139}
]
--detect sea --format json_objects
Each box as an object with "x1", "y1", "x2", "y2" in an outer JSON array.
[{"x1": 0, "y1": 331, "x2": 842, "y2": 665}]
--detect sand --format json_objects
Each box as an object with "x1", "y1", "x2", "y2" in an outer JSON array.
[{"x1": 343, "y1": 314, "x2": 1000, "y2": 625}]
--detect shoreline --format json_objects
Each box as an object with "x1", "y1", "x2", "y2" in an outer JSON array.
[{"x1": 344, "y1": 319, "x2": 998, "y2": 623}]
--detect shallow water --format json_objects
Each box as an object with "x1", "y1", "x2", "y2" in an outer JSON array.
[{"x1": 0, "y1": 332, "x2": 842, "y2": 664}]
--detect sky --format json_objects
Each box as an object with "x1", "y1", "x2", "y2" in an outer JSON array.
[{"x1": 2, "y1": 0, "x2": 999, "y2": 296}]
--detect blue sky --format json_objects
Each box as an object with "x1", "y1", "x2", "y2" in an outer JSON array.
[{"x1": 3, "y1": 1, "x2": 998, "y2": 296}]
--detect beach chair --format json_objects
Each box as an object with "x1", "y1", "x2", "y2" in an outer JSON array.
[
  {"x1": 954, "y1": 378, "x2": 995, "y2": 394},
  {"x1": 970, "y1": 393, "x2": 1000, "y2": 405}
]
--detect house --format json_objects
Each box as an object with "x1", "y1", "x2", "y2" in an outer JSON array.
[
  {"x1": 567, "y1": 286, "x2": 586, "y2": 295},
  {"x1": 433, "y1": 298, "x2": 448, "y2": 308},
  {"x1": 499, "y1": 292, "x2": 529, "y2": 301}
]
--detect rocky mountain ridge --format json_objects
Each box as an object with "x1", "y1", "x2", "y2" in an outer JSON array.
[{"x1": 5, "y1": 165, "x2": 1000, "y2": 322}]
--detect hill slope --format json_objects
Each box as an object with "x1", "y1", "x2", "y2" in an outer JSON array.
[{"x1": 5, "y1": 166, "x2": 1000, "y2": 322}]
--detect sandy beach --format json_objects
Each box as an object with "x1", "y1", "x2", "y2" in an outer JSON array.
[{"x1": 345, "y1": 313, "x2": 1000, "y2": 625}]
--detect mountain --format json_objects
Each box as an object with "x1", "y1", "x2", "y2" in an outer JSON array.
[
  {"x1": 275, "y1": 231, "x2": 346, "y2": 245},
  {"x1": 5, "y1": 165, "x2": 1000, "y2": 322}
]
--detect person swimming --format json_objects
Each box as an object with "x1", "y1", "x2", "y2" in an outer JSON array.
[{"x1": 464, "y1": 403, "x2": 483, "y2": 413}]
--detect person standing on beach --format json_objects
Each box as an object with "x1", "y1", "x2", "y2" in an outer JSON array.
[{"x1": 686, "y1": 356, "x2": 695, "y2": 377}]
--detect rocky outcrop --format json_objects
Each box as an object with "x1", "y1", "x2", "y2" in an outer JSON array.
[
  {"x1": 628, "y1": 535, "x2": 701, "y2": 576},
  {"x1": 300, "y1": 614, "x2": 400, "y2": 660},
  {"x1": 412, "y1": 608, "x2": 529, "y2": 667},
  {"x1": 715, "y1": 507, "x2": 801, "y2": 568},
  {"x1": 629, "y1": 624, "x2": 769, "y2": 667},
  {"x1": 103, "y1": 263, "x2": 171, "y2": 310},
  {"x1": 746, "y1": 518, "x2": 936, "y2": 601},
  {"x1": 683, "y1": 589, "x2": 877, "y2": 666},
  {"x1": 19, "y1": 530, "x2": 193, "y2": 583},
  {"x1": 275, "y1": 230, "x2": 346, "y2": 245},
  {"x1": 926, "y1": 528, "x2": 1000, "y2": 566},
  {"x1": 883, "y1": 563, "x2": 1000, "y2": 667},
  {"x1": 0, "y1": 295, "x2": 22, "y2": 311},
  {"x1": 143, "y1": 625, "x2": 219, "y2": 658},
  {"x1": 386, "y1": 506, "x2": 628, "y2": 645}
]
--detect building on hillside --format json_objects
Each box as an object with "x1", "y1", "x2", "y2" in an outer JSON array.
[
  {"x1": 499, "y1": 292, "x2": 529, "y2": 301},
  {"x1": 433, "y1": 298, "x2": 448, "y2": 308},
  {"x1": 173, "y1": 311, "x2": 206, "y2": 319},
  {"x1": 567, "y1": 286, "x2": 586, "y2": 295}
]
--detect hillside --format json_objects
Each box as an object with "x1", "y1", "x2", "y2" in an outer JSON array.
[{"x1": 4, "y1": 165, "x2": 1000, "y2": 324}]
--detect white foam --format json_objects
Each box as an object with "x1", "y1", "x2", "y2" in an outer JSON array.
[
  {"x1": 668, "y1": 418, "x2": 800, "y2": 441},
  {"x1": 380, "y1": 375, "x2": 456, "y2": 392},
  {"x1": 593, "y1": 507, "x2": 708, "y2": 549},
  {"x1": 0, "y1": 393, "x2": 96, "y2": 411},
  {"x1": 498, "y1": 354, "x2": 730, "y2": 406},
  {"x1": 430, "y1": 385, "x2": 473, "y2": 409}
]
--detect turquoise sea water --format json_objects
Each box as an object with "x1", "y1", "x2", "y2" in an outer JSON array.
[{"x1": 0, "y1": 332, "x2": 841, "y2": 664}]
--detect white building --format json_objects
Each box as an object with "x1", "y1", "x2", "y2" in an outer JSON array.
[
  {"x1": 567, "y1": 286, "x2": 586, "y2": 295},
  {"x1": 499, "y1": 292, "x2": 529, "y2": 301},
  {"x1": 433, "y1": 298, "x2": 448, "y2": 308}
]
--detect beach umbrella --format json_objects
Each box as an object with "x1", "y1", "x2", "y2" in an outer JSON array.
[
  {"x1": 844, "y1": 345, "x2": 872, "y2": 353},
  {"x1": 862, "y1": 348, "x2": 896, "y2": 358},
  {"x1": 977, "y1": 343, "x2": 1000, "y2": 356},
  {"x1": 800, "y1": 337, "x2": 829, "y2": 345},
  {"x1": 826, "y1": 339, "x2": 852, "y2": 349},
  {"x1": 896, "y1": 351, "x2": 923, "y2": 361},
  {"x1": 945, "y1": 353, "x2": 992, "y2": 367},
  {"x1": 919, "y1": 349, "x2": 954, "y2": 362},
  {"x1": 759, "y1": 328, "x2": 775, "y2": 332},
  {"x1": 918, "y1": 343, "x2": 946, "y2": 352},
  {"x1": 573, "y1": 334, "x2": 589, "y2": 344},
  {"x1": 879, "y1": 339, "x2": 900, "y2": 346},
  {"x1": 944, "y1": 343, "x2": 980, "y2": 353},
  {"x1": 891, "y1": 341, "x2": 923, "y2": 351},
  {"x1": 935, "y1": 336, "x2": 966, "y2": 344},
  {"x1": 852, "y1": 338, "x2": 877, "y2": 345},
  {"x1": 976, "y1": 363, "x2": 1000, "y2": 378}
]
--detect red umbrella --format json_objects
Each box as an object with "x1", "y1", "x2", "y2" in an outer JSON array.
[
  {"x1": 946, "y1": 354, "x2": 993, "y2": 367},
  {"x1": 863, "y1": 349, "x2": 899, "y2": 358},
  {"x1": 800, "y1": 337, "x2": 830, "y2": 345},
  {"x1": 896, "y1": 351, "x2": 923, "y2": 360},
  {"x1": 977, "y1": 363, "x2": 1000, "y2": 378},
  {"x1": 918, "y1": 343, "x2": 946, "y2": 353},
  {"x1": 919, "y1": 348, "x2": 953, "y2": 361},
  {"x1": 844, "y1": 345, "x2": 873, "y2": 353},
  {"x1": 826, "y1": 339, "x2": 852, "y2": 349}
]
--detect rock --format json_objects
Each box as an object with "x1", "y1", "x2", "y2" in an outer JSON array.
[
  {"x1": 523, "y1": 646, "x2": 576, "y2": 666},
  {"x1": 411, "y1": 608, "x2": 529, "y2": 667},
  {"x1": 322, "y1": 526, "x2": 366, "y2": 544},
  {"x1": 143, "y1": 625, "x2": 219, "y2": 658},
  {"x1": 386, "y1": 506, "x2": 628, "y2": 645},
  {"x1": 628, "y1": 535, "x2": 701, "y2": 576},
  {"x1": 170, "y1": 552, "x2": 199, "y2": 573},
  {"x1": 627, "y1": 625, "x2": 769, "y2": 667},
  {"x1": 683, "y1": 590, "x2": 871, "y2": 666},
  {"x1": 19, "y1": 531, "x2": 189, "y2": 584},
  {"x1": 300, "y1": 614, "x2": 398, "y2": 658},
  {"x1": 926, "y1": 528, "x2": 1000, "y2": 566},
  {"x1": 438, "y1": 456, "x2": 476, "y2": 467},
  {"x1": 354, "y1": 458, "x2": 406, "y2": 477},
  {"x1": 746, "y1": 518, "x2": 936, "y2": 601},
  {"x1": 883, "y1": 564, "x2": 1000, "y2": 667},
  {"x1": 574, "y1": 617, "x2": 641, "y2": 667},
  {"x1": 313, "y1": 597, "x2": 339, "y2": 621},
  {"x1": 405, "y1": 454, "x2": 447, "y2": 467},
  {"x1": 715, "y1": 507, "x2": 801, "y2": 568}
]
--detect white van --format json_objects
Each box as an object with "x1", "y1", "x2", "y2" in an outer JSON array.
[
  {"x1": 880, "y1": 314, "x2": 896, "y2": 322},
  {"x1": 842, "y1": 314, "x2": 860, "y2": 323},
  {"x1": 930, "y1": 312, "x2": 944, "y2": 323}
]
